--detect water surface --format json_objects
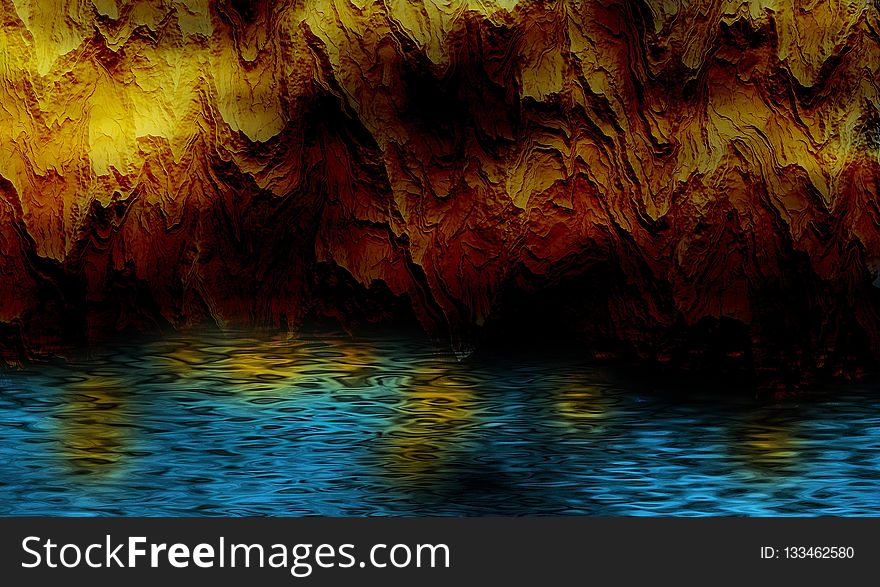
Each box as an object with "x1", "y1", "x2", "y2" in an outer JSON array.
[{"x1": 0, "y1": 331, "x2": 878, "y2": 516}]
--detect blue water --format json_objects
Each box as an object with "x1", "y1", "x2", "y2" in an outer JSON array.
[{"x1": 0, "y1": 330, "x2": 878, "y2": 516}]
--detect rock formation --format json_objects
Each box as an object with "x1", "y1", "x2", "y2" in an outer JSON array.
[{"x1": 1, "y1": 0, "x2": 880, "y2": 379}]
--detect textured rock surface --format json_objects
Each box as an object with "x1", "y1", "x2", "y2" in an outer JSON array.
[{"x1": 1, "y1": 0, "x2": 880, "y2": 378}]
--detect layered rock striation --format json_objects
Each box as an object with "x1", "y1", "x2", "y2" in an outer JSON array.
[{"x1": 1, "y1": 0, "x2": 880, "y2": 378}]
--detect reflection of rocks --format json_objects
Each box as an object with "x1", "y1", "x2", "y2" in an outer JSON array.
[
  {"x1": 58, "y1": 374, "x2": 130, "y2": 477},
  {"x1": 729, "y1": 409, "x2": 802, "y2": 474},
  {"x1": 554, "y1": 377, "x2": 613, "y2": 430},
  {"x1": 1, "y1": 1, "x2": 880, "y2": 379},
  {"x1": 380, "y1": 360, "x2": 478, "y2": 481},
  {"x1": 142, "y1": 331, "x2": 381, "y2": 394}
]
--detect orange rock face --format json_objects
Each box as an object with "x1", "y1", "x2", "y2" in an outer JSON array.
[{"x1": 1, "y1": 0, "x2": 880, "y2": 377}]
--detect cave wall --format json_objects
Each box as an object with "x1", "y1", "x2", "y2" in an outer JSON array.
[{"x1": 1, "y1": 0, "x2": 880, "y2": 375}]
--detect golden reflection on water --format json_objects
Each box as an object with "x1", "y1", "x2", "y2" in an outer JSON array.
[
  {"x1": 319, "y1": 336, "x2": 381, "y2": 387},
  {"x1": 148, "y1": 336, "x2": 214, "y2": 378},
  {"x1": 382, "y1": 360, "x2": 478, "y2": 480},
  {"x1": 201, "y1": 334, "x2": 314, "y2": 393},
  {"x1": 553, "y1": 373, "x2": 612, "y2": 429},
  {"x1": 730, "y1": 409, "x2": 801, "y2": 472},
  {"x1": 144, "y1": 331, "x2": 381, "y2": 395},
  {"x1": 148, "y1": 331, "x2": 481, "y2": 482},
  {"x1": 57, "y1": 373, "x2": 130, "y2": 478}
]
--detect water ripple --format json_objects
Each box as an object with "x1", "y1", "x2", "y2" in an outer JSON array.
[{"x1": 0, "y1": 329, "x2": 878, "y2": 515}]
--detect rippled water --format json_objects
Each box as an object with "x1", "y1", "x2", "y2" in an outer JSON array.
[{"x1": 0, "y1": 330, "x2": 878, "y2": 516}]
